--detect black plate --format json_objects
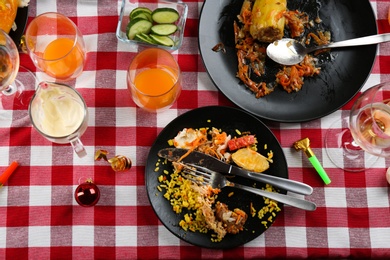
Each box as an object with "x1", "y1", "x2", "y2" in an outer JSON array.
[
  {"x1": 145, "y1": 106, "x2": 288, "y2": 249},
  {"x1": 199, "y1": 0, "x2": 377, "y2": 123},
  {"x1": 9, "y1": 6, "x2": 29, "y2": 46}
]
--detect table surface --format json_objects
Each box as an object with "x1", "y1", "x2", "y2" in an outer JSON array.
[{"x1": 1, "y1": 0, "x2": 390, "y2": 259}]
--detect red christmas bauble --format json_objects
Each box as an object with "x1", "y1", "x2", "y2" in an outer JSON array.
[{"x1": 74, "y1": 180, "x2": 100, "y2": 207}]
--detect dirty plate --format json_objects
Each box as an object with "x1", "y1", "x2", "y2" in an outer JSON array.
[
  {"x1": 199, "y1": 0, "x2": 377, "y2": 122},
  {"x1": 145, "y1": 106, "x2": 288, "y2": 249}
]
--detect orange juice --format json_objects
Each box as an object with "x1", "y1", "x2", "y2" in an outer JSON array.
[
  {"x1": 43, "y1": 38, "x2": 84, "y2": 80},
  {"x1": 127, "y1": 48, "x2": 181, "y2": 112},
  {"x1": 133, "y1": 66, "x2": 179, "y2": 110}
]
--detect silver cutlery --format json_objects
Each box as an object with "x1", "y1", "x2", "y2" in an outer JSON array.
[
  {"x1": 158, "y1": 148, "x2": 313, "y2": 195},
  {"x1": 181, "y1": 163, "x2": 317, "y2": 211},
  {"x1": 267, "y1": 33, "x2": 390, "y2": 65}
]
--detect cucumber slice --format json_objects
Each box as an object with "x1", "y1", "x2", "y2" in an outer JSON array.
[
  {"x1": 150, "y1": 24, "x2": 178, "y2": 36},
  {"x1": 149, "y1": 34, "x2": 175, "y2": 47},
  {"x1": 130, "y1": 7, "x2": 152, "y2": 19},
  {"x1": 151, "y1": 8, "x2": 180, "y2": 24},
  {"x1": 126, "y1": 18, "x2": 153, "y2": 40},
  {"x1": 132, "y1": 11, "x2": 153, "y2": 22},
  {"x1": 134, "y1": 33, "x2": 157, "y2": 45}
]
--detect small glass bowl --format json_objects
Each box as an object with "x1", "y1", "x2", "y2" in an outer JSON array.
[{"x1": 116, "y1": 0, "x2": 188, "y2": 51}]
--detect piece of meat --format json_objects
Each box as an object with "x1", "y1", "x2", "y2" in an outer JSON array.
[
  {"x1": 201, "y1": 203, "x2": 226, "y2": 239},
  {"x1": 227, "y1": 135, "x2": 256, "y2": 151},
  {"x1": 215, "y1": 201, "x2": 248, "y2": 234}
]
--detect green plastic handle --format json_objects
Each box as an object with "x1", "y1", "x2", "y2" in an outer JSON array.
[{"x1": 308, "y1": 155, "x2": 331, "y2": 185}]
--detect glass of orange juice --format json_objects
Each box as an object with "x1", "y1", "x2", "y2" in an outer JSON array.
[
  {"x1": 127, "y1": 48, "x2": 181, "y2": 112},
  {"x1": 25, "y1": 12, "x2": 86, "y2": 82}
]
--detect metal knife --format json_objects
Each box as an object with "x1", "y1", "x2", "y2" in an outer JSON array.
[{"x1": 158, "y1": 148, "x2": 313, "y2": 195}]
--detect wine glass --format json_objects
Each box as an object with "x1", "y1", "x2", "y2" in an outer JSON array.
[
  {"x1": 0, "y1": 29, "x2": 37, "y2": 123},
  {"x1": 325, "y1": 81, "x2": 390, "y2": 172},
  {"x1": 24, "y1": 12, "x2": 87, "y2": 82}
]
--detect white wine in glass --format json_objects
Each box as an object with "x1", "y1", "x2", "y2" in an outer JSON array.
[
  {"x1": 325, "y1": 81, "x2": 390, "y2": 172},
  {"x1": 0, "y1": 29, "x2": 37, "y2": 124}
]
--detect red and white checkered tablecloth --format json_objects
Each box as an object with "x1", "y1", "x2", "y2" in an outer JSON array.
[{"x1": 1, "y1": 0, "x2": 390, "y2": 259}]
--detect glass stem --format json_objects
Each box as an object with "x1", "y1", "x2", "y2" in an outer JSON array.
[{"x1": 1, "y1": 84, "x2": 17, "y2": 96}]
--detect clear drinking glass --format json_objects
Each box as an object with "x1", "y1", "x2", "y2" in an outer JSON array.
[
  {"x1": 325, "y1": 81, "x2": 390, "y2": 171},
  {"x1": 0, "y1": 29, "x2": 37, "y2": 123},
  {"x1": 29, "y1": 81, "x2": 88, "y2": 158},
  {"x1": 127, "y1": 48, "x2": 181, "y2": 112},
  {"x1": 24, "y1": 12, "x2": 87, "y2": 82}
]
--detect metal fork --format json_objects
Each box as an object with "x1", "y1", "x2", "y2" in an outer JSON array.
[{"x1": 181, "y1": 163, "x2": 317, "y2": 211}]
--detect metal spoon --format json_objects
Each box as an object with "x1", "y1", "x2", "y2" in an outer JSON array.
[{"x1": 266, "y1": 33, "x2": 390, "y2": 66}]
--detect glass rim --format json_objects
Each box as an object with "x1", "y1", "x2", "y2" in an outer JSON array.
[
  {"x1": 0, "y1": 29, "x2": 20, "y2": 87},
  {"x1": 28, "y1": 81, "x2": 88, "y2": 139},
  {"x1": 369, "y1": 82, "x2": 390, "y2": 139},
  {"x1": 25, "y1": 12, "x2": 82, "y2": 62},
  {"x1": 128, "y1": 48, "x2": 181, "y2": 97}
]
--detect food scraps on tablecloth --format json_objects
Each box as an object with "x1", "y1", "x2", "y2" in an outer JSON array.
[{"x1": 156, "y1": 126, "x2": 280, "y2": 242}]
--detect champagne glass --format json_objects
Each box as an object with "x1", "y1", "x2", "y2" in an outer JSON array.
[
  {"x1": 0, "y1": 29, "x2": 37, "y2": 123},
  {"x1": 325, "y1": 81, "x2": 390, "y2": 172}
]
